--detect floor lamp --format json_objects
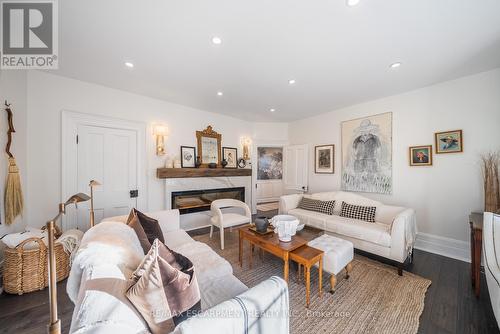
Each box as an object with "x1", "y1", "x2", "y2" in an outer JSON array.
[
  {"x1": 47, "y1": 193, "x2": 90, "y2": 334},
  {"x1": 89, "y1": 180, "x2": 101, "y2": 228}
]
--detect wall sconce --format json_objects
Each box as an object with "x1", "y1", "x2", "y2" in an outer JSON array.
[
  {"x1": 153, "y1": 124, "x2": 168, "y2": 156},
  {"x1": 240, "y1": 136, "x2": 252, "y2": 161}
]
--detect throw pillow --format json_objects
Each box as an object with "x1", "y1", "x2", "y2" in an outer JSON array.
[
  {"x1": 127, "y1": 213, "x2": 152, "y2": 254},
  {"x1": 340, "y1": 201, "x2": 377, "y2": 223},
  {"x1": 133, "y1": 209, "x2": 165, "y2": 244},
  {"x1": 298, "y1": 197, "x2": 335, "y2": 215},
  {"x1": 126, "y1": 239, "x2": 201, "y2": 333}
]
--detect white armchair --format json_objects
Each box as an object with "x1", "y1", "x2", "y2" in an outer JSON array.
[
  {"x1": 484, "y1": 212, "x2": 500, "y2": 327},
  {"x1": 210, "y1": 199, "x2": 251, "y2": 250}
]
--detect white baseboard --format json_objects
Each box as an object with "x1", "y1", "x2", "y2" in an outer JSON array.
[{"x1": 414, "y1": 232, "x2": 470, "y2": 263}]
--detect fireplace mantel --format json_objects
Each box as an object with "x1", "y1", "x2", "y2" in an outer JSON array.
[{"x1": 157, "y1": 168, "x2": 252, "y2": 179}]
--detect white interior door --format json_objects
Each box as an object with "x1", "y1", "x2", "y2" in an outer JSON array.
[
  {"x1": 74, "y1": 125, "x2": 138, "y2": 230},
  {"x1": 256, "y1": 180, "x2": 283, "y2": 203},
  {"x1": 283, "y1": 144, "x2": 309, "y2": 193}
]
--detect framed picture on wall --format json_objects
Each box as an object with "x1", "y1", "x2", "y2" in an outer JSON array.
[
  {"x1": 257, "y1": 147, "x2": 283, "y2": 180},
  {"x1": 181, "y1": 146, "x2": 196, "y2": 168},
  {"x1": 341, "y1": 112, "x2": 392, "y2": 194},
  {"x1": 409, "y1": 145, "x2": 433, "y2": 166},
  {"x1": 435, "y1": 130, "x2": 463, "y2": 154},
  {"x1": 315, "y1": 144, "x2": 334, "y2": 173},
  {"x1": 222, "y1": 147, "x2": 238, "y2": 168}
]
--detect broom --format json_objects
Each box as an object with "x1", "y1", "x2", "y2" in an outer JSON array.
[{"x1": 4, "y1": 101, "x2": 23, "y2": 225}]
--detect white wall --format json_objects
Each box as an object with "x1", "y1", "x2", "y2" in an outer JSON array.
[
  {"x1": 5, "y1": 66, "x2": 500, "y2": 263},
  {"x1": 0, "y1": 71, "x2": 28, "y2": 237},
  {"x1": 0, "y1": 71, "x2": 28, "y2": 270},
  {"x1": 289, "y1": 68, "x2": 500, "y2": 247},
  {"x1": 25, "y1": 71, "x2": 284, "y2": 227}
]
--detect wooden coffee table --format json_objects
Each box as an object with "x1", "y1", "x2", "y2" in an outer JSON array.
[{"x1": 239, "y1": 226, "x2": 308, "y2": 283}]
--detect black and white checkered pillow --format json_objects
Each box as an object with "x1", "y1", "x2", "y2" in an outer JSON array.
[
  {"x1": 298, "y1": 197, "x2": 335, "y2": 215},
  {"x1": 340, "y1": 201, "x2": 377, "y2": 223}
]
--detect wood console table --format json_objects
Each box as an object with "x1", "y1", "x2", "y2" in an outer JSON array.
[{"x1": 469, "y1": 212, "x2": 483, "y2": 298}]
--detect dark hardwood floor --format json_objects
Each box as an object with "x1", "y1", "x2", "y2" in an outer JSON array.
[{"x1": 0, "y1": 212, "x2": 498, "y2": 333}]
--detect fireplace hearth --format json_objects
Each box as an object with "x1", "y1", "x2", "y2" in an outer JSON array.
[{"x1": 172, "y1": 187, "x2": 245, "y2": 214}]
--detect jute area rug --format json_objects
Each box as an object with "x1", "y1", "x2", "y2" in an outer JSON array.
[{"x1": 194, "y1": 229, "x2": 431, "y2": 334}]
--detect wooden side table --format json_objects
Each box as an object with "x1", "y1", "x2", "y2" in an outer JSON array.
[
  {"x1": 469, "y1": 212, "x2": 483, "y2": 298},
  {"x1": 290, "y1": 245, "x2": 324, "y2": 308}
]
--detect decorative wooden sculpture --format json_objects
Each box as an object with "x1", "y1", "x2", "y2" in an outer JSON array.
[{"x1": 196, "y1": 125, "x2": 222, "y2": 167}]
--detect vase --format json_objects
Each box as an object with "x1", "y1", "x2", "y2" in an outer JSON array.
[
  {"x1": 271, "y1": 215, "x2": 299, "y2": 242},
  {"x1": 254, "y1": 216, "x2": 269, "y2": 232},
  {"x1": 481, "y1": 152, "x2": 500, "y2": 213},
  {"x1": 221, "y1": 159, "x2": 228, "y2": 168},
  {"x1": 195, "y1": 156, "x2": 202, "y2": 168}
]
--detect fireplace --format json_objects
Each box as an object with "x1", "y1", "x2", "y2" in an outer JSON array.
[{"x1": 172, "y1": 187, "x2": 245, "y2": 214}]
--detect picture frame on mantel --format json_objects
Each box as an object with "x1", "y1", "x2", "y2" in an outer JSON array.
[
  {"x1": 180, "y1": 146, "x2": 196, "y2": 168},
  {"x1": 196, "y1": 125, "x2": 222, "y2": 167},
  {"x1": 222, "y1": 147, "x2": 238, "y2": 168}
]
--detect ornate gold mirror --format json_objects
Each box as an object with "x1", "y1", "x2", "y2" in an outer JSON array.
[{"x1": 196, "y1": 125, "x2": 222, "y2": 167}]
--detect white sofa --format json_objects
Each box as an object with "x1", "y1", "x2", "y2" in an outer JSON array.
[
  {"x1": 67, "y1": 209, "x2": 289, "y2": 333},
  {"x1": 483, "y1": 212, "x2": 500, "y2": 327},
  {"x1": 279, "y1": 191, "x2": 417, "y2": 274}
]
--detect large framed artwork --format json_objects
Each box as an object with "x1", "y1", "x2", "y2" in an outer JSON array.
[
  {"x1": 315, "y1": 145, "x2": 334, "y2": 174},
  {"x1": 196, "y1": 125, "x2": 222, "y2": 167},
  {"x1": 257, "y1": 147, "x2": 283, "y2": 180},
  {"x1": 341, "y1": 112, "x2": 392, "y2": 194}
]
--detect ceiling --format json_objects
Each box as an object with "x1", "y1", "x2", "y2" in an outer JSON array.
[{"x1": 54, "y1": 0, "x2": 500, "y2": 122}]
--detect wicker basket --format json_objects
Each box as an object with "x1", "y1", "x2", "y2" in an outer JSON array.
[{"x1": 3, "y1": 237, "x2": 70, "y2": 295}]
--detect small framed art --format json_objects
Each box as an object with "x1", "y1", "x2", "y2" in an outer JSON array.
[
  {"x1": 315, "y1": 144, "x2": 334, "y2": 174},
  {"x1": 222, "y1": 147, "x2": 238, "y2": 168},
  {"x1": 435, "y1": 130, "x2": 463, "y2": 154},
  {"x1": 181, "y1": 146, "x2": 196, "y2": 168},
  {"x1": 409, "y1": 145, "x2": 433, "y2": 166}
]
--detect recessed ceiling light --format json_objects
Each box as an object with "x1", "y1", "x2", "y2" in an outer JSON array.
[
  {"x1": 125, "y1": 62, "x2": 134, "y2": 68},
  {"x1": 288, "y1": 79, "x2": 296, "y2": 85},
  {"x1": 212, "y1": 37, "x2": 222, "y2": 45},
  {"x1": 270, "y1": 108, "x2": 276, "y2": 113},
  {"x1": 390, "y1": 62, "x2": 402, "y2": 69},
  {"x1": 346, "y1": 0, "x2": 360, "y2": 6},
  {"x1": 217, "y1": 91, "x2": 223, "y2": 96}
]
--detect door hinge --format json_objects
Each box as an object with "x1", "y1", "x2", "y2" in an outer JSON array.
[{"x1": 76, "y1": 135, "x2": 79, "y2": 144}]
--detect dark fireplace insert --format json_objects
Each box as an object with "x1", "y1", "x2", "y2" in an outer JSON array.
[{"x1": 172, "y1": 187, "x2": 245, "y2": 214}]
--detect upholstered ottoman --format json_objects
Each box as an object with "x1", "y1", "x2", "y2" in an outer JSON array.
[{"x1": 308, "y1": 234, "x2": 354, "y2": 292}]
